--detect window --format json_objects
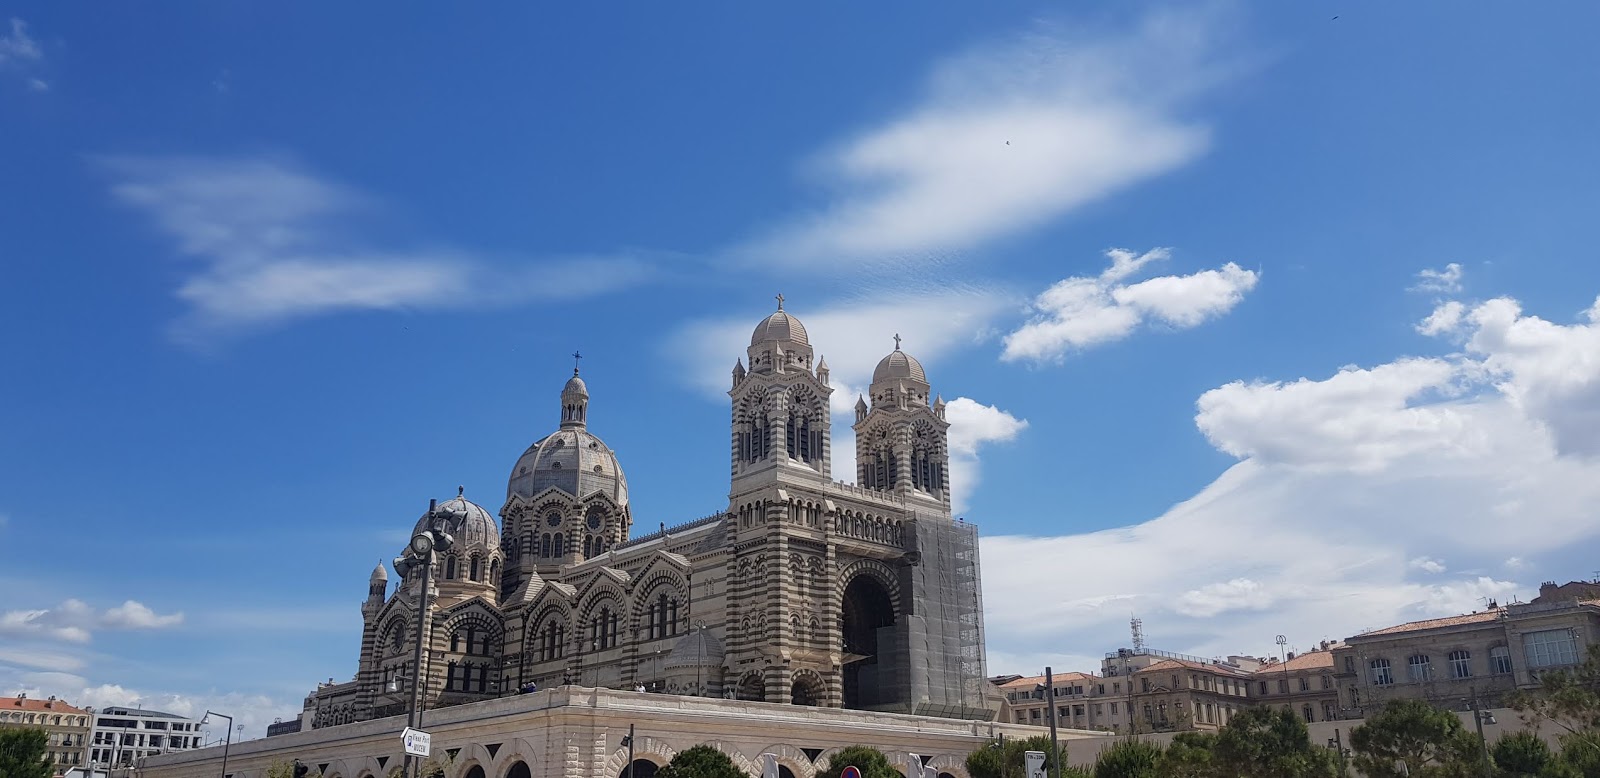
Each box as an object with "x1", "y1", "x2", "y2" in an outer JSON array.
[
  {"x1": 1321, "y1": 674, "x2": 1332, "y2": 689},
  {"x1": 1350, "y1": 688, "x2": 1361, "y2": 706},
  {"x1": 1030, "y1": 709, "x2": 1040, "y2": 720},
  {"x1": 1073, "y1": 704, "x2": 1085, "y2": 717},
  {"x1": 1448, "y1": 650, "x2": 1472, "y2": 679},
  {"x1": 1299, "y1": 677, "x2": 1310, "y2": 692},
  {"x1": 1344, "y1": 656, "x2": 1355, "y2": 674},
  {"x1": 1302, "y1": 705, "x2": 1314, "y2": 722},
  {"x1": 1490, "y1": 645, "x2": 1513, "y2": 675},
  {"x1": 1259, "y1": 681, "x2": 1269, "y2": 695},
  {"x1": 1407, "y1": 654, "x2": 1432, "y2": 682},
  {"x1": 445, "y1": 556, "x2": 457, "y2": 580},
  {"x1": 1370, "y1": 659, "x2": 1393, "y2": 686},
  {"x1": 1057, "y1": 707, "x2": 1068, "y2": 720},
  {"x1": 1524, "y1": 629, "x2": 1579, "y2": 668},
  {"x1": 1110, "y1": 702, "x2": 1118, "y2": 714},
  {"x1": 470, "y1": 556, "x2": 480, "y2": 582},
  {"x1": 1324, "y1": 702, "x2": 1335, "y2": 721}
]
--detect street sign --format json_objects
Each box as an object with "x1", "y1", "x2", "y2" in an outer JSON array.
[
  {"x1": 842, "y1": 766, "x2": 861, "y2": 778},
  {"x1": 1024, "y1": 751, "x2": 1046, "y2": 778},
  {"x1": 402, "y1": 727, "x2": 432, "y2": 758}
]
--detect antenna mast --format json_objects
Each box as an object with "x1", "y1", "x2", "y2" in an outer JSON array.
[{"x1": 1130, "y1": 617, "x2": 1145, "y2": 653}]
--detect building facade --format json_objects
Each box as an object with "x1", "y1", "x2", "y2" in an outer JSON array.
[
  {"x1": 1247, "y1": 643, "x2": 1343, "y2": 725},
  {"x1": 299, "y1": 302, "x2": 997, "y2": 732},
  {"x1": 1, "y1": 694, "x2": 91, "y2": 776},
  {"x1": 89, "y1": 707, "x2": 204, "y2": 768},
  {"x1": 1331, "y1": 598, "x2": 1600, "y2": 717}
]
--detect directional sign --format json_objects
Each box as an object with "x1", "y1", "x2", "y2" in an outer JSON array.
[
  {"x1": 842, "y1": 766, "x2": 861, "y2": 778},
  {"x1": 402, "y1": 727, "x2": 432, "y2": 758}
]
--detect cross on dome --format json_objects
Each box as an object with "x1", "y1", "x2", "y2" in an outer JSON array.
[
  {"x1": 775, "y1": 293, "x2": 785, "y2": 310},
  {"x1": 893, "y1": 333, "x2": 901, "y2": 350},
  {"x1": 572, "y1": 350, "x2": 583, "y2": 375}
]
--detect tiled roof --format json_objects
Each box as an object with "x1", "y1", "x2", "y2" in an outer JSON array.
[
  {"x1": 6, "y1": 697, "x2": 88, "y2": 715},
  {"x1": 1137, "y1": 658, "x2": 1255, "y2": 677},
  {"x1": 1357, "y1": 610, "x2": 1503, "y2": 637},
  {"x1": 1277, "y1": 648, "x2": 1340, "y2": 672},
  {"x1": 998, "y1": 671, "x2": 1096, "y2": 689}
]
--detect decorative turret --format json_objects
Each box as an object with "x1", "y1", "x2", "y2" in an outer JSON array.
[
  {"x1": 367, "y1": 561, "x2": 388, "y2": 601},
  {"x1": 816, "y1": 355, "x2": 830, "y2": 385},
  {"x1": 730, "y1": 297, "x2": 832, "y2": 479},
  {"x1": 854, "y1": 394, "x2": 868, "y2": 423},
  {"x1": 747, "y1": 294, "x2": 814, "y2": 376},
  {"x1": 560, "y1": 351, "x2": 589, "y2": 429}
]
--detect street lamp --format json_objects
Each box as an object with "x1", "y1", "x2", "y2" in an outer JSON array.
[
  {"x1": 392, "y1": 499, "x2": 456, "y2": 778},
  {"x1": 200, "y1": 711, "x2": 232, "y2": 778}
]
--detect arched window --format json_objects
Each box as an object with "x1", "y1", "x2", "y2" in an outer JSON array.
[
  {"x1": 541, "y1": 533, "x2": 552, "y2": 557},
  {"x1": 554, "y1": 534, "x2": 565, "y2": 556},
  {"x1": 1302, "y1": 704, "x2": 1314, "y2": 722},
  {"x1": 1369, "y1": 658, "x2": 1393, "y2": 686},
  {"x1": 1449, "y1": 650, "x2": 1472, "y2": 679},
  {"x1": 469, "y1": 556, "x2": 480, "y2": 582},
  {"x1": 490, "y1": 559, "x2": 500, "y2": 582},
  {"x1": 444, "y1": 556, "x2": 457, "y2": 580},
  {"x1": 1408, "y1": 654, "x2": 1433, "y2": 682}
]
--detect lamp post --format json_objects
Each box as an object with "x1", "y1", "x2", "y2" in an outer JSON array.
[
  {"x1": 393, "y1": 499, "x2": 456, "y2": 778},
  {"x1": 1467, "y1": 689, "x2": 1494, "y2": 778},
  {"x1": 200, "y1": 711, "x2": 232, "y2": 778}
]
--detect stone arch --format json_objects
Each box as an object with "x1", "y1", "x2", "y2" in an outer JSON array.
[
  {"x1": 841, "y1": 566, "x2": 898, "y2": 710},
  {"x1": 450, "y1": 742, "x2": 495, "y2": 778},
  {"x1": 759, "y1": 745, "x2": 818, "y2": 778},
  {"x1": 790, "y1": 669, "x2": 826, "y2": 706},
  {"x1": 603, "y1": 736, "x2": 677, "y2": 778},
  {"x1": 926, "y1": 755, "x2": 968, "y2": 778},
  {"x1": 736, "y1": 670, "x2": 767, "y2": 701},
  {"x1": 502, "y1": 762, "x2": 532, "y2": 778},
  {"x1": 692, "y1": 742, "x2": 761, "y2": 778},
  {"x1": 837, "y1": 558, "x2": 901, "y2": 612}
]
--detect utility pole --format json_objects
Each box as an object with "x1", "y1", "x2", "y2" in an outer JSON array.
[
  {"x1": 1044, "y1": 668, "x2": 1060, "y2": 778},
  {"x1": 1468, "y1": 689, "x2": 1492, "y2": 778}
]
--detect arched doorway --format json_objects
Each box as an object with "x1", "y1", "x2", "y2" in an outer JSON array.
[
  {"x1": 791, "y1": 673, "x2": 824, "y2": 706},
  {"x1": 841, "y1": 573, "x2": 895, "y2": 709},
  {"x1": 464, "y1": 767, "x2": 486, "y2": 778},
  {"x1": 737, "y1": 673, "x2": 765, "y2": 702},
  {"x1": 939, "y1": 772, "x2": 958, "y2": 778},
  {"x1": 779, "y1": 766, "x2": 797, "y2": 778},
  {"x1": 618, "y1": 760, "x2": 659, "y2": 778},
  {"x1": 505, "y1": 762, "x2": 531, "y2": 778}
]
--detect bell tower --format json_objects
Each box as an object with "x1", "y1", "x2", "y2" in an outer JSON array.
[
  {"x1": 854, "y1": 336, "x2": 950, "y2": 509},
  {"x1": 729, "y1": 295, "x2": 832, "y2": 484}
]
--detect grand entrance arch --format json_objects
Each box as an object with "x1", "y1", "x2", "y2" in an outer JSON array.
[{"x1": 840, "y1": 572, "x2": 896, "y2": 709}]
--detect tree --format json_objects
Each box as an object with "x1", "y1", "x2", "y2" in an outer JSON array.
[
  {"x1": 1155, "y1": 732, "x2": 1218, "y2": 778},
  {"x1": 657, "y1": 745, "x2": 745, "y2": 778},
  {"x1": 1511, "y1": 644, "x2": 1600, "y2": 737},
  {"x1": 1093, "y1": 739, "x2": 1163, "y2": 778},
  {"x1": 0, "y1": 728, "x2": 52, "y2": 778},
  {"x1": 966, "y1": 735, "x2": 1089, "y2": 778},
  {"x1": 1212, "y1": 707, "x2": 1337, "y2": 778},
  {"x1": 819, "y1": 746, "x2": 900, "y2": 778},
  {"x1": 1350, "y1": 699, "x2": 1481, "y2": 778},
  {"x1": 1491, "y1": 732, "x2": 1551, "y2": 777}
]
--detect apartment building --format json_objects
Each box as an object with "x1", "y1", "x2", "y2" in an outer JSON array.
[
  {"x1": 0, "y1": 694, "x2": 91, "y2": 775},
  {"x1": 89, "y1": 706, "x2": 203, "y2": 767},
  {"x1": 1331, "y1": 597, "x2": 1600, "y2": 717},
  {"x1": 996, "y1": 672, "x2": 1115, "y2": 731},
  {"x1": 1248, "y1": 642, "x2": 1344, "y2": 724}
]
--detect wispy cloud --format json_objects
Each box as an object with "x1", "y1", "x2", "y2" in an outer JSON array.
[
  {"x1": 737, "y1": 7, "x2": 1240, "y2": 269},
  {"x1": 0, "y1": 19, "x2": 41, "y2": 66},
  {"x1": 0, "y1": 599, "x2": 184, "y2": 643},
  {"x1": 1001, "y1": 247, "x2": 1258, "y2": 363},
  {"x1": 1411, "y1": 263, "x2": 1464, "y2": 294},
  {"x1": 103, "y1": 155, "x2": 659, "y2": 345}
]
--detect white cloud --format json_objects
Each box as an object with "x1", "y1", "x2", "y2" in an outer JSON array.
[
  {"x1": 103, "y1": 156, "x2": 656, "y2": 344},
  {"x1": 1417, "y1": 300, "x2": 1466, "y2": 336},
  {"x1": 1002, "y1": 248, "x2": 1258, "y2": 363},
  {"x1": 0, "y1": 599, "x2": 184, "y2": 643},
  {"x1": 1412, "y1": 263, "x2": 1464, "y2": 294},
  {"x1": 738, "y1": 7, "x2": 1236, "y2": 268},
  {"x1": 0, "y1": 18, "x2": 41, "y2": 65},
  {"x1": 944, "y1": 397, "x2": 1029, "y2": 513},
  {"x1": 8, "y1": 678, "x2": 291, "y2": 746},
  {"x1": 982, "y1": 290, "x2": 1600, "y2": 674}
]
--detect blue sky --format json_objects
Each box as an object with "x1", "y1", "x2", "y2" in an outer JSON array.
[{"x1": 4, "y1": 2, "x2": 1600, "y2": 738}]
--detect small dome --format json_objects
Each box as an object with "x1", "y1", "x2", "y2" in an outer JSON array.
[
  {"x1": 413, "y1": 495, "x2": 500, "y2": 550},
  {"x1": 370, "y1": 562, "x2": 389, "y2": 583},
  {"x1": 563, "y1": 373, "x2": 588, "y2": 398},
  {"x1": 664, "y1": 629, "x2": 725, "y2": 669},
  {"x1": 750, "y1": 310, "x2": 809, "y2": 346},
  {"x1": 873, "y1": 348, "x2": 926, "y2": 384}
]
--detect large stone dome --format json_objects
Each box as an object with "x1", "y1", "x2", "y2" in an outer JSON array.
[
  {"x1": 507, "y1": 428, "x2": 629, "y2": 505},
  {"x1": 872, "y1": 348, "x2": 926, "y2": 384},
  {"x1": 413, "y1": 494, "x2": 499, "y2": 550},
  {"x1": 664, "y1": 628, "x2": 725, "y2": 669},
  {"x1": 750, "y1": 309, "x2": 808, "y2": 346}
]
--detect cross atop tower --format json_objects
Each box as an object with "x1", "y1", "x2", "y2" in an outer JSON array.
[
  {"x1": 775, "y1": 293, "x2": 785, "y2": 310},
  {"x1": 572, "y1": 350, "x2": 583, "y2": 375},
  {"x1": 893, "y1": 333, "x2": 902, "y2": 350}
]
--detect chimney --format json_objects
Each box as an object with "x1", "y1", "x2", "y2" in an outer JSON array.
[{"x1": 1287, "y1": 652, "x2": 1296, "y2": 661}]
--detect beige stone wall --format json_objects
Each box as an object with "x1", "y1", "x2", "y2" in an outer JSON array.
[{"x1": 145, "y1": 688, "x2": 1063, "y2": 778}]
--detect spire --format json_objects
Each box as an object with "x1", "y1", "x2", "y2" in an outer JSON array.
[
  {"x1": 732, "y1": 358, "x2": 746, "y2": 389},
  {"x1": 855, "y1": 394, "x2": 868, "y2": 423},
  {"x1": 816, "y1": 354, "x2": 830, "y2": 384}
]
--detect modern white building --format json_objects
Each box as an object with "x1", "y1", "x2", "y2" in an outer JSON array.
[{"x1": 89, "y1": 707, "x2": 204, "y2": 768}]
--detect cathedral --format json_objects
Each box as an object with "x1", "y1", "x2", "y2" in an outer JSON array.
[{"x1": 300, "y1": 301, "x2": 995, "y2": 730}]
